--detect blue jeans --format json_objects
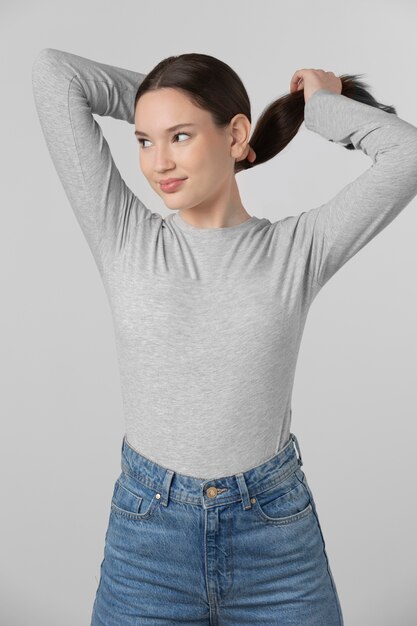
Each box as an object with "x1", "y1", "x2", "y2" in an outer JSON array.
[{"x1": 90, "y1": 433, "x2": 344, "y2": 625}]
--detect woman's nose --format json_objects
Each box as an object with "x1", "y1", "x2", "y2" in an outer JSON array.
[{"x1": 153, "y1": 147, "x2": 175, "y2": 171}]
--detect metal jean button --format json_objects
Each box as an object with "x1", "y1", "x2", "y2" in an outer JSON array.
[{"x1": 206, "y1": 486, "x2": 218, "y2": 498}]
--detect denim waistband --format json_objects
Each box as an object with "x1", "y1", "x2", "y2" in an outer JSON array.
[{"x1": 120, "y1": 433, "x2": 304, "y2": 510}]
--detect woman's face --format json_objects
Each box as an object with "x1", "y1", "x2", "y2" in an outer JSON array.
[{"x1": 134, "y1": 88, "x2": 242, "y2": 213}]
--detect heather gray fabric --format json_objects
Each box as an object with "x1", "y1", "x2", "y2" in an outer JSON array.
[{"x1": 32, "y1": 48, "x2": 417, "y2": 479}]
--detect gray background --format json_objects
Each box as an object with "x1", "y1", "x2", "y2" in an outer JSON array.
[{"x1": 2, "y1": 1, "x2": 416, "y2": 624}]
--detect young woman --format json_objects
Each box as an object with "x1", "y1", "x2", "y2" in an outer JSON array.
[{"x1": 32, "y1": 48, "x2": 417, "y2": 625}]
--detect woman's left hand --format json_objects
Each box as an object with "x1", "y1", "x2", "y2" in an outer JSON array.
[{"x1": 290, "y1": 68, "x2": 342, "y2": 104}]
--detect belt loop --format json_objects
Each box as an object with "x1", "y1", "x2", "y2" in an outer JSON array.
[
  {"x1": 291, "y1": 432, "x2": 303, "y2": 467},
  {"x1": 159, "y1": 469, "x2": 174, "y2": 507},
  {"x1": 121, "y1": 435, "x2": 127, "y2": 470},
  {"x1": 235, "y1": 472, "x2": 252, "y2": 510}
]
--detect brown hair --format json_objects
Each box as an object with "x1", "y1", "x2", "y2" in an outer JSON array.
[{"x1": 134, "y1": 53, "x2": 397, "y2": 174}]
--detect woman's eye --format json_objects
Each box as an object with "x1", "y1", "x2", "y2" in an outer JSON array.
[
  {"x1": 138, "y1": 138, "x2": 151, "y2": 148},
  {"x1": 137, "y1": 132, "x2": 190, "y2": 149}
]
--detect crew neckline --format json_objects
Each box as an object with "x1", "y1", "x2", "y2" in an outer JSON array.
[{"x1": 172, "y1": 211, "x2": 259, "y2": 235}]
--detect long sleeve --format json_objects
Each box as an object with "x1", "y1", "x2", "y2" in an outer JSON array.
[
  {"x1": 32, "y1": 48, "x2": 158, "y2": 275},
  {"x1": 282, "y1": 87, "x2": 417, "y2": 290}
]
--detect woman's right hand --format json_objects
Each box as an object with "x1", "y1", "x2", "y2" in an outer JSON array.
[{"x1": 290, "y1": 68, "x2": 342, "y2": 104}]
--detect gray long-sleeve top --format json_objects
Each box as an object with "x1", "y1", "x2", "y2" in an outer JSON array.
[{"x1": 32, "y1": 48, "x2": 417, "y2": 479}]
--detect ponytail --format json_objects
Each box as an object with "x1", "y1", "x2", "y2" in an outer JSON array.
[{"x1": 237, "y1": 74, "x2": 397, "y2": 173}]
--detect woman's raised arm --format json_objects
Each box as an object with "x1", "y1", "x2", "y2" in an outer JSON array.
[
  {"x1": 32, "y1": 48, "x2": 159, "y2": 275},
  {"x1": 281, "y1": 87, "x2": 417, "y2": 290}
]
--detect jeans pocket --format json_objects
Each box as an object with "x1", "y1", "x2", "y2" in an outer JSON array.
[
  {"x1": 110, "y1": 471, "x2": 160, "y2": 521},
  {"x1": 252, "y1": 468, "x2": 313, "y2": 525}
]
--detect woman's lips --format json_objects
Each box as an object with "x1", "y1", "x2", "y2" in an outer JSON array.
[{"x1": 160, "y1": 178, "x2": 187, "y2": 193}]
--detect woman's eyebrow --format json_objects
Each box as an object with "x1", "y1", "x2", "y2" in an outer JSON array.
[{"x1": 134, "y1": 123, "x2": 197, "y2": 138}]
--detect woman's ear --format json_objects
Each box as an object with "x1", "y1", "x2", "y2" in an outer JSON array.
[{"x1": 228, "y1": 113, "x2": 252, "y2": 162}]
